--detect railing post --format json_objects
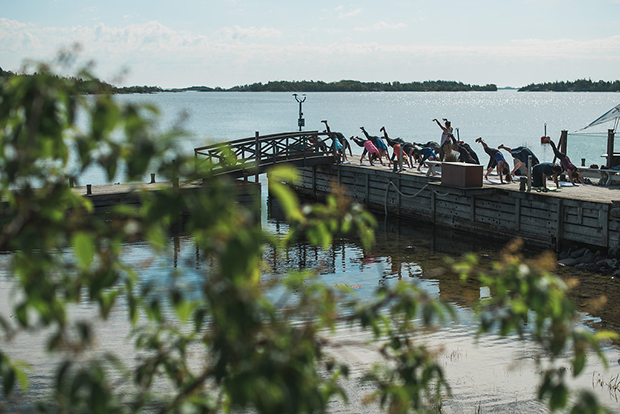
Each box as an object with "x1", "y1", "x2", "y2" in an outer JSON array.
[
  {"x1": 527, "y1": 155, "x2": 532, "y2": 192},
  {"x1": 255, "y1": 131, "x2": 260, "y2": 182},
  {"x1": 303, "y1": 133, "x2": 307, "y2": 165}
]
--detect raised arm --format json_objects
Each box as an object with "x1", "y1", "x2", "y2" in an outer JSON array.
[{"x1": 433, "y1": 118, "x2": 448, "y2": 133}]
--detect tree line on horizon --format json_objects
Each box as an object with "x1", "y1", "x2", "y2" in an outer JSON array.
[
  {"x1": 519, "y1": 78, "x2": 620, "y2": 92},
  {"x1": 225, "y1": 79, "x2": 498, "y2": 92},
  {"x1": 2, "y1": 67, "x2": 620, "y2": 93}
]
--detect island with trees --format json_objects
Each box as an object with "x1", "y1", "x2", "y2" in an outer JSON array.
[
  {"x1": 4, "y1": 66, "x2": 620, "y2": 94},
  {"x1": 0, "y1": 68, "x2": 496, "y2": 93},
  {"x1": 519, "y1": 78, "x2": 620, "y2": 92}
]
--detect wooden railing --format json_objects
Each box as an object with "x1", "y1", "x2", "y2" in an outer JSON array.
[{"x1": 194, "y1": 130, "x2": 341, "y2": 178}]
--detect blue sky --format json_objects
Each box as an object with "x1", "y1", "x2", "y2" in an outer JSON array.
[{"x1": 1, "y1": 0, "x2": 619, "y2": 88}]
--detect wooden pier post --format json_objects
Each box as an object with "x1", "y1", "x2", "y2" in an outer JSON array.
[
  {"x1": 607, "y1": 129, "x2": 615, "y2": 168},
  {"x1": 559, "y1": 130, "x2": 568, "y2": 155}
]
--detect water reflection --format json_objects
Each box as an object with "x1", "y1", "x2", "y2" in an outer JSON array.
[{"x1": 3, "y1": 194, "x2": 620, "y2": 413}]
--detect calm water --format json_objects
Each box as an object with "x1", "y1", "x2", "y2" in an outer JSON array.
[
  {"x1": 77, "y1": 90, "x2": 620, "y2": 185},
  {"x1": 4, "y1": 92, "x2": 620, "y2": 412},
  {"x1": 3, "y1": 211, "x2": 620, "y2": 413}
]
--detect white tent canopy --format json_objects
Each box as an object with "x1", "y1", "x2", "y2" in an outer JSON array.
[{"x1": 580, "y1": 103, "x2": 620, "y2": 132}]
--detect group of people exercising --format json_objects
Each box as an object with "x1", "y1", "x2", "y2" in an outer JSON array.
[{"x1": 321, "y1": 119, "x2": 584, "y2": 191}]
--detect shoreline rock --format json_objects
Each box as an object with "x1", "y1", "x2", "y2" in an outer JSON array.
[{"x1": 557, "y1": 243, "x2": 620, "y2": 276}]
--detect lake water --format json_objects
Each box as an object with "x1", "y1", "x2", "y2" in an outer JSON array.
[
  {"x1": 78, "y1": 90, "x2": 620, "y2": 185},
  {"x1": 3, "y1": 91, "x2": 620, "y2": 413}
]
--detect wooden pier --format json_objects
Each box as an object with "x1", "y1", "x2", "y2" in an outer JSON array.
[
  {"x1": 73, "y1": 180, "x2": 260, "y2": 214},
  {"x1": 290, "y1": 162, "x2": 620, "y2": 251},
  {"x1": 188, "y1": 129, "x2": 620, "y2": 251}
]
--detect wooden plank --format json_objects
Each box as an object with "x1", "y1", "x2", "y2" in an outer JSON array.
[
  {"x1": 564, "y1": 223, "x2": 604, "y2": 239},
  {"x1": 601, "y1": 204, "x2": 609, "y2": 247},
  {"x1": 515, "y1": 198, "x2": 521, "y2": 231},
  {"x1": 562, "y1": 214, "x2": 602, "y2": 228},
  {"x1": 435, "y1": 201, "x2": 473, "y2": 219},
  {"x1": 520, "y1": 206, "x2": 559, "y2": 219},
  {"x1": 474, "y1": 198, "x2": 517, "y2": 215},
  {"x1": 556, "y1": 199, "x2": 563, "y2": 249},
  {"x1": 519, "y1": 197, "x2": 559, "y2": 211},
  {"x1": 520, "y1": 222, "x2": 558, "y2": 238}
]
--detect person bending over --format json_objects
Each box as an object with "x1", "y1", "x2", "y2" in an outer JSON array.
[
  {"x1": 413, "y1": 143, "x2": 439, "y2": 172},
  {"x1": 542, "y1": 137, "x2": 584, "y2": 185},
  {"x1": 476, "y1": 137, "x2": 511, "y2": 184},
  {"x1": 532, "y1": 162, "x2": 562, "y2": 192},
  {"x1": 349, "y1": 136, "x2": 383, "y2": 166},
  {"x1": 498, "y1": 144, "x2": 540, "y2": 177}
]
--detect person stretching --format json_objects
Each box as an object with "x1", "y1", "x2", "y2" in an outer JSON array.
[
  {"x1": 476, "y1": 137, "x2": 511, "y2": 184},
  {"x1": 349, "y1": 136, "x2": 383, "y2": 166},
  {"x1": 360, "y1": 126, "x2": 390, "y2": 166},
  {"x1": 413, "y1": 143, "x2": 439, "y2": 172},
  {"x1": 433, "y1": 118, "x2": 454, "y2": 160},
  {"x1": 379, "y1": 126, "x2": 410, "y2": 169},
  {"x1": 498, "y1": 144, "x2": 540, "y2": 177},
  {"x1": 321, "y1": 120, "x2": 352, "y2": 161},
  {"x1": 532, "y1": 162, "x2": 562, "y2": 192},
  {"x1": 542, "y1": 137, "x2": 584, "y2": 185}
]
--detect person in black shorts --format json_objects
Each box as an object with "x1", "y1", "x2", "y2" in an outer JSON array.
[
  {"x1": 476, "y1": 137, "x2": 511, "y2": 183},
  {"x1": 498, "y1": 144, "x2": 540, "y2": 177},
  {"x1": 532, "y1": 162, "x2": 562, "y2": 191}
]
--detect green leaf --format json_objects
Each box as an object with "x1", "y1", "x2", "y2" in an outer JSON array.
[
  {"x1": 550, "y1": 383, "x2": 568, "y2": 410},
  {"x1": 174, "y1": 300, "x2": 198, "y2": 324},
  {"x1": 573, "y1": 353, "x2": 586, "y2": 376},
  {"x1": 99, "y1": 289, "x2": 119, "y2": 320},
  {"x1": 72, "y1": 232, "x2": 95, "y2": 270}
]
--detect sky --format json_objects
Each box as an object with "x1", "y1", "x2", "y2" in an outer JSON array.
[{"x1": 1, "y1": 0, "x2": 620, "y2": 89}]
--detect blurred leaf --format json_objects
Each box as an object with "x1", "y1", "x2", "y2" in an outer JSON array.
[{"x1": 72, "y1": 231, "x2": 95, "y2": 270}]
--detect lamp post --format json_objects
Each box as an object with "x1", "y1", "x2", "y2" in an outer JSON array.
[{"x1": 293, "y1": 93, "x2": 306, "y2": 131}]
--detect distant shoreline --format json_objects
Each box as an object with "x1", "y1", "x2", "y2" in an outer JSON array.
[{"x1": 1, "y1": 68, "x2": 619, "y2": 94}]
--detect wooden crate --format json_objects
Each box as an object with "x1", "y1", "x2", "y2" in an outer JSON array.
[{"x1": 441, "y1": 162, "x2": 483, "y2": 188}]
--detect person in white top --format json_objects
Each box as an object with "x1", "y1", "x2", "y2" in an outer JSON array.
[{"x1": 433, "y1": 118, "x2": 454, "y2": 161}]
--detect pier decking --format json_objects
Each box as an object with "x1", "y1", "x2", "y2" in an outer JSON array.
[
  {"x1": 73, "y1": 180, "x2": 260, "y2": 213},
  {"x1": 291, "y1": 162, "x2": 620, "y2": 251}
]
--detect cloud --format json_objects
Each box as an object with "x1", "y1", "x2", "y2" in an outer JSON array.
[
  {"x1": 353, "y1": 21, "x2": 407, "y2": 32},
  {"x1": 2, "y1": 17, "x2": 620, "y2": 88},
  {"x1": 0, "y1": 18, "x2": 28, "y2": 30},
  {"x1": 0, "y1": 18, "x2": 41, "y2": 53},
  {"x1": 215, "y1": 25, "x2": 282, "y2": 40},
  {"x1": 338, "y1": 8, "x2": 362, "y2": 18}
]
